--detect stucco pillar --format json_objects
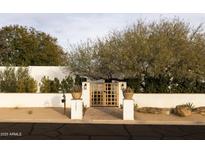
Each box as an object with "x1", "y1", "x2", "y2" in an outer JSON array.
[
  {"x1": 71, "y1": 99, "x2": 83, "y2": 119},
  {"x1": 82, "y1": 82, "x2": 91, "y2": 107},
  {"x1": 118, "y1": 82, "x2": 127, "y2": 108},
  {"x1": 123, "y1": 99, "x2": 134, "y2": 120}
]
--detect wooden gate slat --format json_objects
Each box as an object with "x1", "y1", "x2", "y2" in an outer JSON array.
[{"x1": 90, "y1": 82, "x2": 119, "y2": 107}]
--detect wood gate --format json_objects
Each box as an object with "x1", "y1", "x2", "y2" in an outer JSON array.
[{"x1": 90, "y1": 82, "x2": 119, "y2": 107}]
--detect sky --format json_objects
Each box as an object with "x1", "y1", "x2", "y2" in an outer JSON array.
[{"x1": 0, "y1": 13, "x2": 205, "y2": 50}]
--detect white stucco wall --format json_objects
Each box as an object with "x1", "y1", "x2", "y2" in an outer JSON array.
[
  {"x1": 0, "y1": 93, "x2": 73, "y2": 108},
  {"x1": 0, "y1": 93, "x2": 204, "y2": 108},
  {"x1": 133, "y1": 94, "x2": 205, "y2": 108}
]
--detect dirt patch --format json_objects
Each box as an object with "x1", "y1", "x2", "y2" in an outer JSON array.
[
  {"x1": 0, "y1": 107, "x2": 204, "y2": 125},
  {"x1": 136, "y1": 107, "x2": 171, "y2": 115}
]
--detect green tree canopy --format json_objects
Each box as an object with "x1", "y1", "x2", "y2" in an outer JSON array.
[
  {"x1": 0, "y1": 25, "x2": 67, "y2": 66},
  {"x1": 67, "y1": 19, "x2": 205, "y2": 93}
]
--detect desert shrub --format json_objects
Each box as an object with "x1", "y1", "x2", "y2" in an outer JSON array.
[
  {"x1": 185, "y1": 102, "x2": 195, "y2": 111},
  {"x1": 16, "y1": 67, "x2": 37, "y2": 92},
  {"x1": 40, "y1": 76, "x2": 60, "y2": 93},
  {"x1": 26, "y1": 78, "x2": 38, "y2": 92},
  {"x1": 0, "y1": 67, "x2": 37, "y2": 92},
  {"x1": 40, "y1": 75, "x2": 84, "y2": 93},
  {"x1": 126, "y1": 76, "x2": 205, "y2": 93},
  {"x1": 40, "y1": 76, "x2": 50, "y2": 93},
  {"x1": 0, "y1": 67, "x2": 17, "y2": 92},
  {"x1": 60, "y1": 75, "x2": 74, "y2": 92},
  {"x1": 126, "y1": 78, "x2": 142, "y2": 93},
  {"x1": 134, "y1": 104, "x2": 138, "y2": 110},
  {"x1": 50, "y1": 78, "x2": 60, "y2": 93},
  {"x1": 74, "y1": 74, "x2": 86, "y2": 86}
]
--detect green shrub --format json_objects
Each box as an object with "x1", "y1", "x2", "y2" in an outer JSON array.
[
  {"x1": 39, "y1": 75, "x2": 85, "y2": 93},
  {"x1": 26, "y1": 78, "x2": 37, "y2": 93},
  {"x1": 0, "y1": 67, "x2": 37, "y2": 93},
  {"x1": 40, "y1": 76, "x2": 49, "y2": 92},
  {"x1": 126, "y1": 78, "x2": 142, "y2": 93},
  {"x1": 60, "y1": 75, "x2": 74, "y2": 92},
  {"x1": 16, "y1": 67, "x2": 37, "y2": 93},
  {"x1": 40, "y1": 76, "x2": 61, "y2": 93},
  {"x1": 134, "y1": 104, "x2": 138, "y2": 110},
  {"x1": 74, "y1": 75, "x2": 86, "y2": 86},
  {"x1": 51, "y1": 78, "x2": 60, "y2": 93},
  {"x1": 0, "y1": 67, "x2": 17, "y2": 92},
  {"x1": 126, "y1": 76, "x2": 205, "y2": 93}
]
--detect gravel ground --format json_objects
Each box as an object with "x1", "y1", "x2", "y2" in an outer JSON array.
[{"x1": 0, "y1": 107, "x2": 204, "y2": 125}]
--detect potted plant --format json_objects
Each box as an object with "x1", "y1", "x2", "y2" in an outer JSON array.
[
  {"x1": 123, "y1": 87, "x2": 134, "y2": 99},
  {"x1": 71, "y1": 85, "x2": 82, "y2": 99}
]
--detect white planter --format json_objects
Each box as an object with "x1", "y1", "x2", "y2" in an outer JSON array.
[
  {"x1": 123, "y1": 99, "x2": 134, "y2": 120},
  {"x1": 71, "y1": 99, "x2": 83, "y2": 120}
]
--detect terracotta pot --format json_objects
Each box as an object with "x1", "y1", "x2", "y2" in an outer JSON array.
[
  {"x1": 71, "y1": 92, "x2": 82, "y2": 99},
  {"x1": 123, "y1": 92, "x2": 134, "y2": 99}
]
